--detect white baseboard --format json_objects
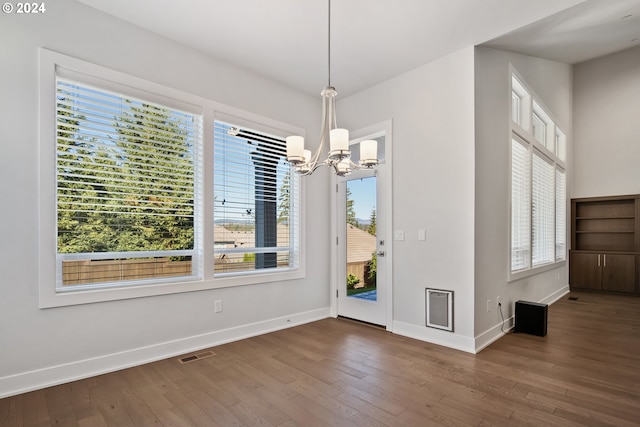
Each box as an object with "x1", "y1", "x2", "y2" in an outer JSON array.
[
  {"x1": 540, "y1": 285, "x2": 571, "y2": 305},
  {"x1": 474, "y1": 285, "x2": 570, "y2": 353},
  {"x1": 474, "y1": 316, "x2": 514, "y2": 353},
  {"x1": 392, "y1": 321, "x2": 476, "y2": 354},
  {"x1": 0, "y1": 307, "x2": 330, "y2": 399}
]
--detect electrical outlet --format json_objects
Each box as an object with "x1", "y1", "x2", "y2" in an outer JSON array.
[
  {"x1": 487, "y1": 299, "x2": 491, "y2": 313},
  {"x1": 214, "y1": 300, "x2": 222, "y2": 313},
  {"x1": 497, "y1": 296, "x2": 501, "y2": 307}
]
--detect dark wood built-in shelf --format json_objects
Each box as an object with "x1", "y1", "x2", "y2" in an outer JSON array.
[
  {"x1": 570, "y1": 194, "x2": 640, "y2": 295},
  {"x1": 575, "y1": 231, "x2": 634, "y2": 234}
]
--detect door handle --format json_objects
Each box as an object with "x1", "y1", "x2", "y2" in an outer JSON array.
[
  {"x1": 603, "y1": 254, "x2": 606, "y2": 268},
  {"x1": 377, "y1": 251, "x2": 385, "y2": 257},
  {"x1": 598, "y1": 254, "x2": 600, "y2": 267}
]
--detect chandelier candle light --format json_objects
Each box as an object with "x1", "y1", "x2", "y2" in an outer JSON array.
[{"x1": 285, "y1": 0, "x2": 379, "y2": 176}]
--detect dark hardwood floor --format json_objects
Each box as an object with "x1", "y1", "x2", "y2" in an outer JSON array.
[{"x1": 1, "y1": 291, "x2": 639, "y2": 426}]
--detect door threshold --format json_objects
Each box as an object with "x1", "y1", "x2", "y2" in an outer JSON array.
[{"x1": 337, "y1": 315, "x2": 386, "y2": 329}]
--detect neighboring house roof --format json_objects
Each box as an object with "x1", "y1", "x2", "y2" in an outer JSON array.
[
  {"x1": 214, "y1": 223, "x2": 375, "y2": 264},
  {"x1": 347, "y1": 224, "x2": 376, "y2": 263},
  {"x1": 213, "y1": 224, "x2": 235, "y2": 245}
]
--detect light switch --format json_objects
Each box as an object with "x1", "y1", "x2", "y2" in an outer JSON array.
[
  {"x1": 418, "y1": 229, "x2": 426, "y2": 241},
  {"x1": 394, "y1": 230, "x2": 405, "y2": 241}
]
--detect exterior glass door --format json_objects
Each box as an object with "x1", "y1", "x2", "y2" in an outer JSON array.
[{"x1": 345, "y1": 176, "x2": 378, "y2": 302}]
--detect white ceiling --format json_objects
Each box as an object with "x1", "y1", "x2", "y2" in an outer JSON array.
[
  {"x1": 78, "y1": 0, "x2": 640, "y2": 97},
  {"x1": 485, "y1": 0, "x2": 640, "y2": 64}
]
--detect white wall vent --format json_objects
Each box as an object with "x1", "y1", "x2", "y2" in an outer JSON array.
[{"x1": 426, "y1": 288, "x2": 453, "y2": 332}]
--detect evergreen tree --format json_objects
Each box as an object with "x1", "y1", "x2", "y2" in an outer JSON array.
[
  {"x1": 113, "y1": 101, "x2": 194, "y2": 252},
  {"x1": 346, "y1": 187, "x2": 358, "y2": 227},
  {"x1": 56, "y1": 89, "x2": 195, "y2": 255},
  {"x1": 277, "y1": 171, "x2": 291, "y2": 224},
  {"x1": 56, "y1": 93, "x2": 118, "y2": 253},
  {"x1": 368, "y1": 206, "x2": 376, "y2": 236},
  {"x1": 366, "y1": 252, "x2": 377, "y2": 286}
]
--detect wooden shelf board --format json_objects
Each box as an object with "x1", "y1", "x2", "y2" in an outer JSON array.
[
  {"x1": 575, "y1": 216, "x2": 635, "y2": 220},
  {"x1": 575, "y1": 231, "x2": 634, "y2": 234}
]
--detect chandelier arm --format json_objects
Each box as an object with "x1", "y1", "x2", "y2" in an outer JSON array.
[
  {"x1": 312, "y1": 160, "x2": 328, "y2": 173},
  {"x1": 309, "y1": 90, "x2": 330, "y2": 167},
  {"x1": 330, "y1": 93, "x2": 337, "y2": 130},
  {"x1": 352, "y1": 157, "x2": 374, "y2": 170},
  {"x1": 301, "y1": 89, "x2": 328, "y2": 172},
  {"x1": 297, "y1": 160, "x2": 328, "y2": 176}
]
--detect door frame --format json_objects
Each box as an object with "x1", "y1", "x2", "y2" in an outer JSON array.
[{"x1": 330, "y1": 119, "x2": 393, "y2": 331}]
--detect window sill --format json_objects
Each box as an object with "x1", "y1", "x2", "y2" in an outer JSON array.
[
  {"x1": 39, "y1": 268, "x2": 305, "y2": 309},
  {"x1": 508, "y1": 260, "x2": 566, "y2": 283}
]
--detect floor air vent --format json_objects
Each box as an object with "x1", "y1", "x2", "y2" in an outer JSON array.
[{"x1": 178, "y1": 350, "x2": 215, "y2": 364}]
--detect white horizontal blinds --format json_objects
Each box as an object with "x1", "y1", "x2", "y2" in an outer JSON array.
[
  {"x1": 56, "y1": 78, "x2": 199, "y2": 286},
  {"x1": 556, "y1": 168, "x2": 567, "y2": 261},
  {"x1": 511, "y1": 138, "x2": 531, "y2": 272},
  {"x1": 532, "y1": 152, "x2": 555, "y2": 267},
  {"x1": 213, "y1": 120, "x2": 295, "y2": 274}
]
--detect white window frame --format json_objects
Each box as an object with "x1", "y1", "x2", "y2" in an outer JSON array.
[
  {"x1": 532, "y1": 110, "x2": 547, "y2": 146},
  {"x1": 511, "y1": 75, "x2": 531, "y2": 131},
  {"x1": 510, "y1": 136, "x2": 531, "y2": 272},
  {"x1": 555, "y1": 167, "x2": 566, "y2": 262},
  {"x1": 555, "y1": 128, "x2": 567, "y2": 161},
  {"x1": 509, "y1": 66, "x2": 567, "y2": 281},
  {"x1": 532, "y1": 100, "x2": 555, "y2": 153},
  {"x1": 211, "y1": 118, "x2": 300, "y2": 278},
  {"x1": 53, "y1": 72, "x2": 204, "y2": 290},
  {"x1": 39, "y1": 49, "x2": 305, "y2": 308}
]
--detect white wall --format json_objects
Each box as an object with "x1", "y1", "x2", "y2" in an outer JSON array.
[
  {"x1": 0, "y1": 0, "x2": 329, "y2": 397},
  {"x1": 473, "y1": 47, "x2": 573, "y2": 347},
  {"x1": 338, "y1": 48, "x2": 477, "y2": 352},
  {"x1": 573, "y1": 45, "x2": 640, "y2": 198}
]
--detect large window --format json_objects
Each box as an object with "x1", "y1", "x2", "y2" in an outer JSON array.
[
  {"x1": 39, "y1": 49, "x2": 302, "y2": 307},
  {"x1": 213, "y1": 121, "x2": 298, "y2": 275},
  {"x1": 510, "y1": 69, "x2": 566, "y2": 276},
  {"x1": 55, "y1": 77, "x2": 201, "y2": 288}
]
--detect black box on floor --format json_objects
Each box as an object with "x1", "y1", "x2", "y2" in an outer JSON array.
[{"x1": 514, "y1": 300, "x2": 548, "y2": 336}]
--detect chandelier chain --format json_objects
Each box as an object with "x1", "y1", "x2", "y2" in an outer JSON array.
[
  {"x1": 284, "y1": 0, "x2": 379, "y2": 176},
  {"x1": 327, "y1": 0, "x2": 331, "y2": 88}
]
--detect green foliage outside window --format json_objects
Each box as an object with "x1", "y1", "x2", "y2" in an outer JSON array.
[
  {"x1": 346, "y1": 273, "x2": 360, "y2": 289},
  {"x1": 57, "y1": 92, "x2": 195, "y2": 254}
]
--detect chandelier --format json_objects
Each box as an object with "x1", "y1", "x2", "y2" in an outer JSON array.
[{"x1": 285, "y1": 0, "x2": 379, "y2": 177}]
